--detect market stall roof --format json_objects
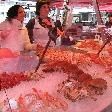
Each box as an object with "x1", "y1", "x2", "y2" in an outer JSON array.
[
  {"x1": 54, "y1": 0, "x2": 112, "y2": 4},
  {"x1": 51, "y1": 0, "x2": 112, "y2": 8},
  {"x1": 35, "y1": 0, "x2": 112, "y2": 4},
  {"x1": 99, "y1": 4, "x2": 112, "y2": 12},
  {"x1": 68, "y1": 0, "x2": 112, "y2": 12}
]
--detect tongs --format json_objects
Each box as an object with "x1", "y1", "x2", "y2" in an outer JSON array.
[
  {"x1": 34, "y1": 24, "x2": 61, "y2": 72},
  {"x1": 35, "y1": 38, "x2": 52, "y2": 72},
  {"x1": 97, "y1": 33, "x2": 111, "y2": 56}
]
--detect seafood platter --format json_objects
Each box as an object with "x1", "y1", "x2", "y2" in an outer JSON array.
[{"x1": 0, "y1": 39, "x2": 112, "y2": 112}]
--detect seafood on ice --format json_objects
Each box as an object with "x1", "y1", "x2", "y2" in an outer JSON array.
[
  {"x1": 0, "y1": 70, "x2": 46, "y2": 91},
  {"x1": 24, "y1": 70, "x2": 45, "y2": 81},
  {"x1": 75, "y1": 39, "x2": 112, "y2": 53},
  {"x1": 75, "y1": 39, "x2": 102, "y2": 51},
  {"x1": 36, "y1": 42, "x2": 112, "y2": 67},
  {"x1": 1, "y1": 88, "x2": 68, "y2": 112},
  {"x1": 0, "y1": 72, "x2": 29, "y2": 90},
  {"x1": 42, "y1": 61, "x2": 107, "y2": 102},
  {"x1": 57, "y1": 77, "x2": 107, "y2": 102}
]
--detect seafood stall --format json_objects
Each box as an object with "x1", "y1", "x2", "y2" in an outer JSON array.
[
  {"x1": 0, "y1": 0, "x2": 112, "y2": 112},
  {"x1": 0, "y1": 39, "x2": 112, "y2": 112}
]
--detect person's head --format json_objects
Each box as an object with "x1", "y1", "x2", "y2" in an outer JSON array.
[
  {"x1": 36, "y1": 1, "x2": 50, "y2": 19},
  {"x1": 7, "y1": 5, "x2": 25, "y2": 23},
  {"x1": 108, "y1": 14, "x2": 112, "y2": 23}
]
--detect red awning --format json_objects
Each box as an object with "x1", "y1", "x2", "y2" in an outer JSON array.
[
  {"x1": 51, "y1": 2, "x2": 63, "y2": 8},
  {"x1": 51, "y1": 0, "x2": 112, "y2": 11},
  {"x1": 57, "y1": 0, "x2": 112, "y2": 4},
  {"x1": 52, "y1": 0, "x2": 112, "y2": 5},
  {"x1": 99, "y1": 4, "x2": 112, "y2": 12}
]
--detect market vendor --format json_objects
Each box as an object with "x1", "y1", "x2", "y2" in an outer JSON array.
[
  {"x1": 0, "y1": 5, "x2": 37, "y2": 53},
  {"x1": 26, "y1": 0, "x2": 75, "y2": 47},
  {"x1": 105, "y1": 14, "x2": 112, "y2": 28},
  {"x1": 26, "y1": 0, "x2": 56, "y2": 47}
]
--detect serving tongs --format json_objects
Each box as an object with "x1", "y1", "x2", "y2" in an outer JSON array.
[
  {"x1": 97, "y1": 32, "x2": 111, "y2": 56},
  {"x1": 35, "y1": 24, "x2": 58, "y2": 72},
  {"x1": 35, "y1": 38, "x2": 52, "y2": 72}
]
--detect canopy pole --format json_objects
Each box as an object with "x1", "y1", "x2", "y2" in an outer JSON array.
[
  {"x1": 92, "y1": 0, "x2": 111, "y2": 54},
  {"x1": 92, "y1": 0, "x2": 103, "y2": 25}
]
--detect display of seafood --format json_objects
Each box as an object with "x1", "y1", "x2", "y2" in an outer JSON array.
[
  {"x1": 36, "y1": 40, "x2": 112, "y2": 67},
  {"x1": 75, "y1": 39, "x2": 102, "y2": 51},
  {"x1": 0, "y1": 70, "x2": 45, "y2": 91},
  {"x1": 42, "y1": 60, "x2": 90, "y2": 79},
  {"x1": 74, "y1": 39, "x2": 112, "y2": 66},
  {"x1": 0, "y1": 39, "x2": 111, "y2": 112},
  {"x1": 42, "y1": 60, "x2": 107, "y2": 102},
  {"x1": 0, "y1": 72, "x2": 29, "y2": 90},
  {"x1": 57, "y1": 76, "x2": 107, "y2": 102},
  {"x1": 36, "y1": 44, "x2": 73, "y2": 63},
  {"x1": 1, "y1": 88, "x2": 68, "y2": 112},
  {"x1": 75, "y1": 39, "x2": 112, "y2": 53},
  {"x1": 42, "y1": 60, "x2": 79, "y2": 75},
  {"x1": 24, "y1": 70, "x2": 45, "y2": 81}
]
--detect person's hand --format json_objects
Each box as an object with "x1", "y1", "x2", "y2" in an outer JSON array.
[
  {"x1": 57, "y1": 28, "x2": 65, "y2": 37},
  {"x1": 0, "y1": 30, "x2": 10, "y2": 39},
  {"x1": 42, "y1": 19, "x2": 52, "y2": 26}
]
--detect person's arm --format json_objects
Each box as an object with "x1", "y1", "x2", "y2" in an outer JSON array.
[
  {"x1": 0, "y1": 21, "x2": 11, "y2": 40},
  {"x1": 26, "y1": 19, "x2": 35, "y2": 43},
  {"x1": 21, "y1": 27, "x2": 37, "y2": 51}
]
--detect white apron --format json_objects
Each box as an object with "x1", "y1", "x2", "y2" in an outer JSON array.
[{"x1": 33, "y1": 18, "x2": 55, "y2": 47}]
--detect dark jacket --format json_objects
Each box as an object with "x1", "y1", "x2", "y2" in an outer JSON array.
[
  {"x1": 26, "y1": 18, "x2": 35, "y2": 43},
  {"x1": 105, "y1": 21, "x2": 112, "y2": 28},
  {"x1": 26, "y1": 18, "x2": 57, "y2": 44},
  {"x1": 26, "y1": 18, "x2": 74, "y2": 46}
]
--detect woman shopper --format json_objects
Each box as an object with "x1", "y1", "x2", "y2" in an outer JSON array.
[{"x1": 0, "y1": 5, "x2": 37, "y2": 52}]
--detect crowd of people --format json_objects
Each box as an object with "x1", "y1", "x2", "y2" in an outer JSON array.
[{"x1": 0, "y1": 0, "x2": 76, "y2": 56}]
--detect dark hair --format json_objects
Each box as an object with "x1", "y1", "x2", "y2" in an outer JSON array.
[
  {"x1": 7, "y1": 5, "x2": 23, "y2": 21},
  {"x1": 35, "y1": 2, "x2": 50, "y2": 15}
]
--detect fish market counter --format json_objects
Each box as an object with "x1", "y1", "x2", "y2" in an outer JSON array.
[
  {"x1": 0, "y1": 61, "x2": 112, "y2": 112},
  {"x1": 0, "y1": 42, "x2": 112, "y2": 112}
]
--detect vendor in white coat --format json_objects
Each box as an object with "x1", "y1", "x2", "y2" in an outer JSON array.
[
  {"x1": 26, "y1": 1, "x2": 56, "y2": 47},
  {"x1": 0, "y1": 5, "x2": 37, "y2": 52}
]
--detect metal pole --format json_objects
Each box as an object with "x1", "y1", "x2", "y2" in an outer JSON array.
[
  {"x1": 92, "y1": 0, "x2": 103, "y2": 25},
  {"x1": 92, "y1": 0, "x2": 111, "y2": 55}
]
